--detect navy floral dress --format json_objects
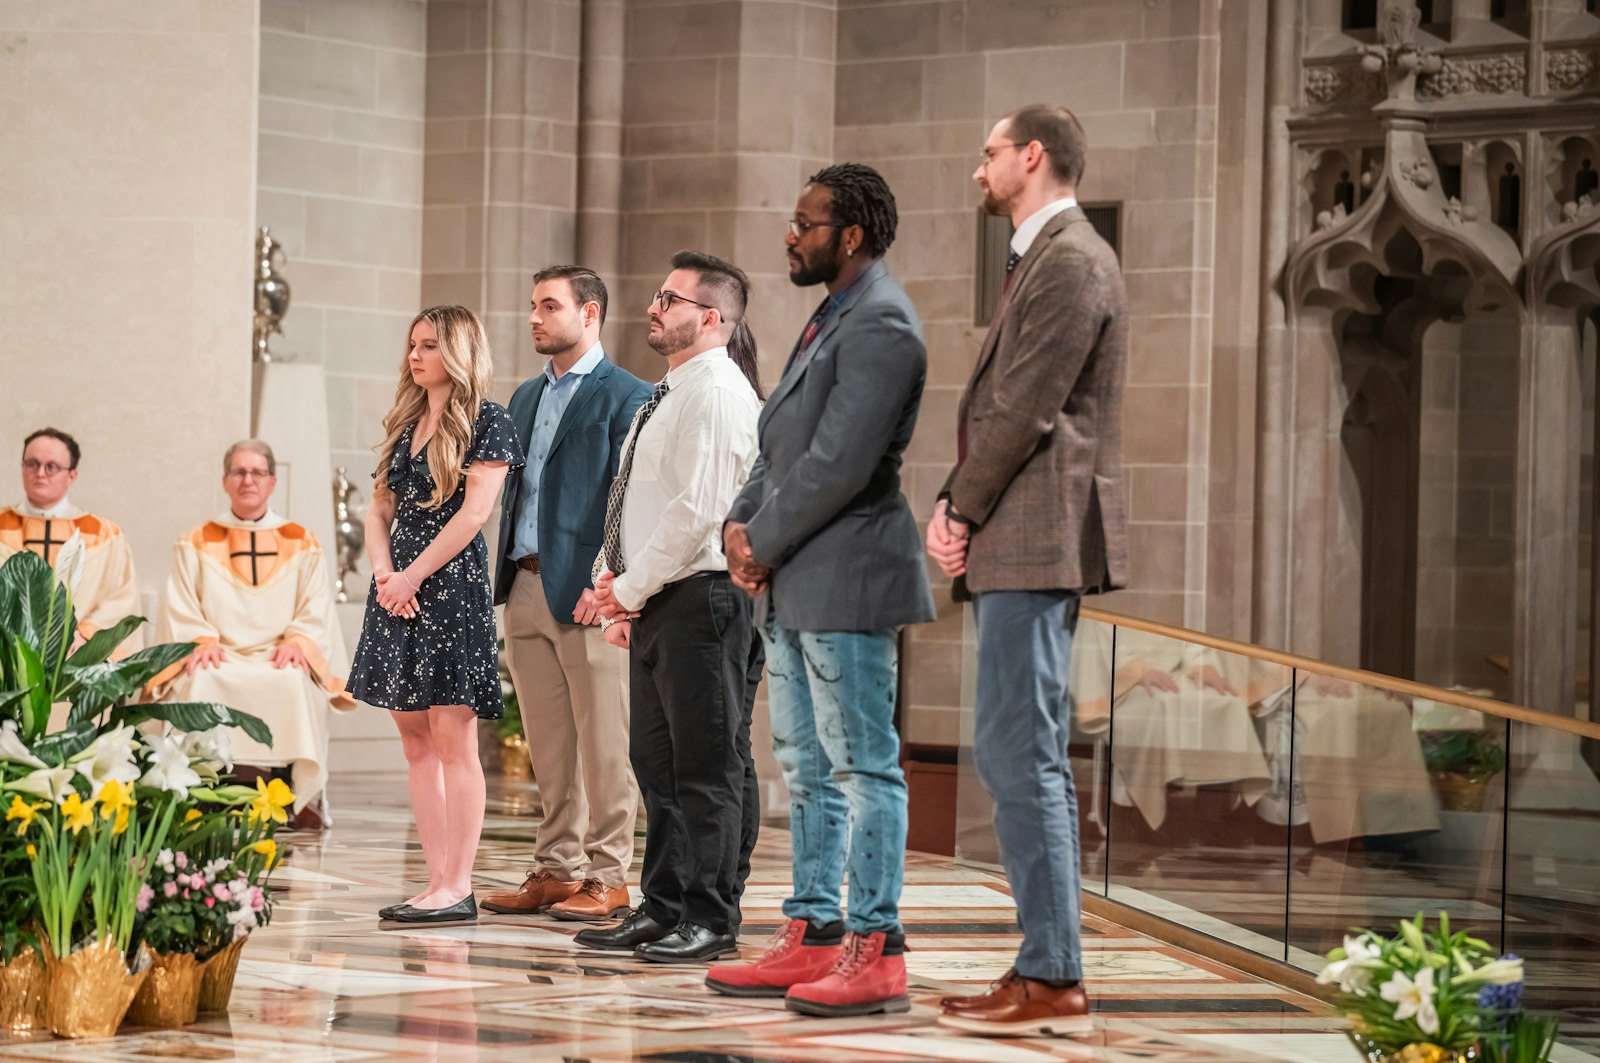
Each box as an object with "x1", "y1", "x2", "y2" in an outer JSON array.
[{"x1": 347, "y1": 401, "x2": 524, "y2": 719}]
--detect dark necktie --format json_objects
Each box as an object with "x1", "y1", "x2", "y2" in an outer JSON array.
[
  {"x1": 799, "y1": 297, "x2": 832, "y2": 350},
  {"x1": 600, "y1": 379, "x2": 670, "y2": 575},
  {"x1": 1002, "y1": 249, "x2": 1022, "y2": 294}
]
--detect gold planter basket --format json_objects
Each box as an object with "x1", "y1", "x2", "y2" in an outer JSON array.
[
  {"x1": 125, "y1": 951, "x2": 201, "y2": 1028},
  {"x1": 0, "y1": 945, "x2": 48, "y2": 1032},
  {"x1": 42, "y1": 938, "x2": 149, "y2": 1039},
  {"x1": 197, "y1": 935, "x2": 248, "y2": 1012}
]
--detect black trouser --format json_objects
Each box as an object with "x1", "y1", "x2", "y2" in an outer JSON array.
[{"x1": 629, "y1": 572, "x2": 763, "y2": 934}]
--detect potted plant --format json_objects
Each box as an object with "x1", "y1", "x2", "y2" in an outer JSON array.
[
  {"x1": 1418, "y1": 729, "x2": 1507, "y2": 812},
  {"x1": 1319, "y1": 912, "x2": 1558, "y2": 1062},
  {"x1": 0, "y1": 776, "x2": 45, "y2": 1031},
  {"x1": 0, "y1": 545, "x2": 272, "y2": 1037}
]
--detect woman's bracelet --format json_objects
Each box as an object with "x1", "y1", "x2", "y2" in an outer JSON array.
[{"x1": 399, "y1": 571, "x2": 420, "y2": 593}]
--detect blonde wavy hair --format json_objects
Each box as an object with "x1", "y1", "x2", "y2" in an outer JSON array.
[{"x1": 374, "y1": 305, "x2": 494, "y2": 509}]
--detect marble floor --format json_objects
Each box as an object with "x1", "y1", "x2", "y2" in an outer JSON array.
[{"x1": 0, "y1": 773, "x2": 1548, "y2": 1062}]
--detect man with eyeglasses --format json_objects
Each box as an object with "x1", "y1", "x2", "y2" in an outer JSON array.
[
  {"x1": 576, "y1": 250, "x2": 764, "y2": 965},
  {"x1": 148, "y1": 439, "x2": 355, "y2": 829},
  {"x1": 711, "y1": 163, "x2": 934, "y2": 1017},
  {"x1": 927, "y1": 104, "x2": 1129, "y2": 1037},
  {"x1": 1, "y1": 427, "x2": 142, "y2": 659}
]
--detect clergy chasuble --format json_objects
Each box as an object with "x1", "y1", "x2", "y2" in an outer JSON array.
[
  {"x1": 0, "y1": 505, "x2": 142, "y2": 652},
  {"x1": 150, "y1": 512, "x2": 353, "y2": 812}
]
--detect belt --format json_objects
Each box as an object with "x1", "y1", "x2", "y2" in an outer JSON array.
[{"x1": 516, "y1": 555, "x2": 541, "y2": 574}]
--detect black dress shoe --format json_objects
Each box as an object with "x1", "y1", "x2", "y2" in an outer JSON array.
[
  {"x1": 573, "y1": 909, "x2": 670, "y2": 952},
  {"x1": 388, "y1": 894, "x2": 477, "y2": 924},
  {"x1": 379, "y1": 902, "x2": 407, "y2": 920},
  {"x1": 634, "y1": 922, "x2": 739, "y2": 964}
]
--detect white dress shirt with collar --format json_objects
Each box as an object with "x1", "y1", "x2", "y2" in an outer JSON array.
[
  {"x1": 609, "y1": 346, "x2": 760, "y2": 613},
  {"x1": 1010, "y1": 195, "x2": 1079, "y2": 258}
]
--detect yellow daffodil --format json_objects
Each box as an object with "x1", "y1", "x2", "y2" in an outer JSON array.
[
  {"x1": 251, "y1": 838, "x2": 278, "y2": 868},
  {"x1": 5, "y1": 794, "x2": 47, "y2": 836},
  {"x1": 184, "y1": 808, "x2": 203, "y2": 824},
  {"x1": 97, "y1": 779, "x2": 137, "y2": 835},
  {"x1": 59, "y1": 792, "x2": 94, "y2": 834},
  {"x1": 247, "y1": 777, "x2": 294, "y2": 826},
  {"x1": 25, "y1": 844, "x2": 36, "y2": 859}
]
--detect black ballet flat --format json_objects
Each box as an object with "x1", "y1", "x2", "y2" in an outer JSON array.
[
  {"x1": 386, "y1": 894, "x2": 478, "y2": 925},
  {"x1": 378, "y1": 902, "x2": 408, "y2": 920}
]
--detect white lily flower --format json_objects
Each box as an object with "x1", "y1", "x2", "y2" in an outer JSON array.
[
  {"x1": 53, "y1": 531, "x2": 86, "y2": 596},
  {"x1": 1316, "y1": 934, "x2": 1383, "y2": 994},
  {"x1": 1379, "y1": 968, "x2": 1439, "y2": 1035},
  {"x1": 179, "y1": 727, "x2": 234, "y2": 772},
  {"x1": 140, "y1": 733, "x2": 202, "y2": 793},
  {"x1": 8, "y1": 764, "x2": 78, "y2": 802},
  {"x1": 68, "y1": 725, "x2": 142, "y2": 793},
  {"x1": 0, "y1": 720, "x2": 45, "y2": 768},
  {"x1": 1466, "y1": 957, "x2": 1525, "y2": 986}
]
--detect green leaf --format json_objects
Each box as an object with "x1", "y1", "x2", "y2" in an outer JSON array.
[
  {"x1": 66, "y1": 616, "x2": 147, "y2": 669},
  {"x1": 66, "y1": 642, "x2": 196, "y2": 718},
  {"x1": 0, "y1": 551, "x2": 74, "y2": 679},
  {"x1": 29, "y1": 720, "x2": 99, "y2": 766},
  {"x1": 126, "y1": 701, "x2": 273, "y2": 746},
  {"x1": 6, "y1": 635, "x2": 51, "y2": 738}
]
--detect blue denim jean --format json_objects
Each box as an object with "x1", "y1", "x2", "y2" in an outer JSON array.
[
  {"x1": 763, "y1": 615, "x2": 906, "y2": 935},
  {"x1": 972, "y1": 589, "x2": 1083, "y2": 981}
]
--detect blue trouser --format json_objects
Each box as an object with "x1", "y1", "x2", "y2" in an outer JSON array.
[
  {"x1": 762, "y1": 615, "x2": 906, "y2": 935},
  {"x1": 973, "y1": 589, "x2": 1083, "y2": 981}
]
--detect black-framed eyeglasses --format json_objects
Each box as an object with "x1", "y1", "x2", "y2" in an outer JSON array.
[
  {"x1": 786, "y1": 218, "x2": 845, "y2": 238},
  {"x1": 652, "y1": 289, "x2": 717, "y2": 313},
  {"x1": 21, "y1": 459, "x2": 70, "y2": 478}
]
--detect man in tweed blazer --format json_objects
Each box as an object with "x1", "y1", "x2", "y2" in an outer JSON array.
[{"x1": 928, "y1": 104, "x2": 1129, "y2": 1038}]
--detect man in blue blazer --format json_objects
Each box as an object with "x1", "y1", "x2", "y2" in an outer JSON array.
[{"x1": 483, "y1": 265, "x2": 651, "y2": 922}]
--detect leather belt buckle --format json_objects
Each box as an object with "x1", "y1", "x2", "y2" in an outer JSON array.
[{"x1": 517, "y1": 555, "x2": 541, "y2": 575}]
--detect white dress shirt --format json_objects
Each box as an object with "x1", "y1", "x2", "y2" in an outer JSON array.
[
  {"x1": 19, "y1": 496, "x2": 76, "y2": 518},
  {"x1": 1011, "y1": 196, "x2": 1078, "y2": 258},
  {"x1": 609, "y1": 347, "x2": 760, "y2": 613}
]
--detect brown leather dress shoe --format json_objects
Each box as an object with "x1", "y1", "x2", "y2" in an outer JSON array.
[
  {"x1": 937, "y1": 971, "x2": 1092, "y2": 1037},
  {"x1": 938, "y1": 967, "x2": 1018, "y2": 1009},
  {"x1": 480, "y1": 870, "x2": 581, "y2": 914},
  {"x1": 549, "y1": 879, "x2": 631, "y2": 922}
]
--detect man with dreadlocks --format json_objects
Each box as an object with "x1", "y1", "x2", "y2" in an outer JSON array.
[{"x1": 714, "y1": 163, "x2": 935, "y2": 1016}]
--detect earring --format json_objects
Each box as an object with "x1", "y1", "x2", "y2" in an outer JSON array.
[{"x1": 848, "y1": 249, "x2": 855, "y2": 257}]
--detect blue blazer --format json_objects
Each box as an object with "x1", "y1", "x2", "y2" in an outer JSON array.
[{"x1": 494, "y1": 356, "x2": 652, "y2": 619}]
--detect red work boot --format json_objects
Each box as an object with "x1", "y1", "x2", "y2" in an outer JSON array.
[
  {"x1": 785, "y1": 929, "x2": 910, "y2": 1017},
  {"x1": 705, "y1": 918, "x2": 844, "y2": 998}
]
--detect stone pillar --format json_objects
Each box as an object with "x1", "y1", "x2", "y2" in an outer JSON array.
[
  {"x1": 0, "y1": 3, "x2": 257, "y2": 600},
  {"x1": 576, "y1": 0, "x2": 625, "y2": 277}
]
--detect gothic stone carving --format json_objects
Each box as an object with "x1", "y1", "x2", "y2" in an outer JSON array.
[
  {"x1": 1419, "y1": 53, "x2": 1526, "y2": 99},
  {"x1": 1546, "y1": 49, "x2": 1600, "y2": 95},
  {"x1": 1306, "y1": 62, "x2": 1384, "y2": 106}
]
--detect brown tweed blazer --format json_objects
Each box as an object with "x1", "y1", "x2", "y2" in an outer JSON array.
[{"x1": 944, "y1": 205, "x2": 1130, "y2": 596}]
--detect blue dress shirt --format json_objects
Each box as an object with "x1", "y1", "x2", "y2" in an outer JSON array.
[{"x1": 510, "y1": 342, "x2": 606, "y2": 559}]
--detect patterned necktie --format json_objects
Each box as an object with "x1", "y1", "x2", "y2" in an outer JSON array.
[
  {"x1": 600, "y1": 379, "x2": 671, "y2": 575},
  {"x1": 799, "y1": 296, "x2": 832, "y2": 350},
  {"x1": 1001, "y1": 249, "x2": 1022, "y2": 294}
]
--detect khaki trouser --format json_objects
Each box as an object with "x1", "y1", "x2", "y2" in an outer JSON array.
[{"x1": 503, "y1": 571, "x2": 636, "y2": 887}]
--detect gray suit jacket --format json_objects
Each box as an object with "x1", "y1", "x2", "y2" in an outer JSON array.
[
  {"x1": 944, "y1": 206, "x2": 1130, "y2": 595},
  {"x1": 727, "y1": 260, "x2": 936, "y2": 632}
]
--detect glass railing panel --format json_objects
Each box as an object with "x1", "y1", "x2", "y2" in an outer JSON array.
[
  {"x1": 1504, "y1": 721, "x2": 1600, "y2": 1027},
  {"x1": 1284, "y1": 678, "x2": 1508, "y2": 970},
  {"x1": 1099, "y1": 624, "x2": 1290, "y2": 957}
]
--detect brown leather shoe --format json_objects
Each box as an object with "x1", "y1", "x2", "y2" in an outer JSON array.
[
  {"x1": 548, "y1": 879, "x2": 631, "y2": 922},
  {"x1": 938, "y1": 967, "x2": 1018, "y2": 1009},
  {"x1": 480, "y1": 870, "x2": 581, "y2": 914},
  {"x1": 937, "y1": 971, "x2": 1092, "y2": 1037}
]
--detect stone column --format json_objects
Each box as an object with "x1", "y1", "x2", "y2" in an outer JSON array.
[{"x1": 576, "y1": 0, "x2": 625, "y2": 277}]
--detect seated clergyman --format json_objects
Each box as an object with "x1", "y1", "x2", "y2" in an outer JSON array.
[
  {"x1": 1, "y1": 427, "x2": 141, "y2": 657},
  {"x1": 148, "y1": 440, "x2": 353, "y2": 825}
]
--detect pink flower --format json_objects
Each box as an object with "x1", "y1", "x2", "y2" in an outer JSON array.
[
  {"x1": 182, "y1": 889, "x2": 191, "y2": 899},
  {"x1": 175, "y1": 852, "x2": 188, "y2": 868},
  {"x1": 136, "y1": 884, "x2": 155, "y2": 913},
  {"x1": 249, "y1": 887, "x2": 265, "y2": 912},
  {"x1": 162, "y1": 882, "x2": 178, "y2": 898},
  {"x1": 205, "y1": 897, "x2": 215, "y2": 908}
]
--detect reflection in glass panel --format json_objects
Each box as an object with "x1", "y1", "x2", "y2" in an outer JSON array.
[
  {"x1": 953, "y1": 608, "x2": 1110, "y2": 897},
  {"x1": 1286, "y1": 684, "x2": 1506, "y2": 970},
  {"x1": 1097, "y1": 625, "x2": 1288, "y2": 956},
  {"x1": 1505, "y1": 723, "x2": 1600, "y2": 1036}
]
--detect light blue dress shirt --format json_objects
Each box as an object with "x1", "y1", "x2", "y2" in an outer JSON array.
[{"x1": 510, "y1": 342, "x2": 606, "y2": 560}]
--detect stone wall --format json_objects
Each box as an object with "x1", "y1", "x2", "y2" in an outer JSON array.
[{"x1": 0, "y1": 2, "x2": 259, "y2": 605}]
